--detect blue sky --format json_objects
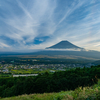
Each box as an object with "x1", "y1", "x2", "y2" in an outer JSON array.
[{"x1": 0, "y1": 0, "x2": 100, "y2": 52}]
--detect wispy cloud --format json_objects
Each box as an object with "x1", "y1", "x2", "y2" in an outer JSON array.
[
  {"x1": 58, "y1": 0, "x2": 86, "y2": 25},
  {"x1": 0, "y1": 42, "x2": 10, "y2": 48},
  {"x1": 16, "y1": 0, "x2": 33, "y2": 20},
  {"x1": 0, "y1": 0, "x2": 100, "y2": 51}
]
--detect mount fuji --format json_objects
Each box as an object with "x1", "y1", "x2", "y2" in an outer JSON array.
[{"x1": 46, "y1": 40, "x2": 84, "y2": 50}]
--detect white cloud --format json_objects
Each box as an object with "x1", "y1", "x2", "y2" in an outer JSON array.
[
  {"x1": 0, "y1": 42, "x2": 10, "y2": 48},
  {"x1": 0, "y1": 0, "x2": 100, "y2": 51},
  {"x1": 16, "y1": 0, "x2": 33, "y2": 20},
  {"x1": 58, "y1": 0, "x2": 86, "y2": 25}
]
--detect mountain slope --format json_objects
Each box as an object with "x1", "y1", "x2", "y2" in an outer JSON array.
[{"x1": 46, "y1": 40, "x2": 82, "y2": 49}]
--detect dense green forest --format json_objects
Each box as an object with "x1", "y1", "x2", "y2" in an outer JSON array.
[{"x1": 0, "y1": 65, "x2": 100, "y2": 98}]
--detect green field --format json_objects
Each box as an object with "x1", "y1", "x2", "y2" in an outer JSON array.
[{"x1": 11, "y1": 69, "x2": 51, "y2": 74}]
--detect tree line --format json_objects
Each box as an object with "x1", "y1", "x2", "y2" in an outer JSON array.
[{"x1": 0, "y1": 65, "x2": 100, "y2": 98}]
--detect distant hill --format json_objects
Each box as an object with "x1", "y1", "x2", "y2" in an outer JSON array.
[
  {"x1": 46, "y1": 40, "x2": 83, "y2": 49},
  {"x1": 31, "y1": 50, "x2": 100, "y2": 59},
  {"x1": 92, "y1": 60, "x2": 100, "y2": 65}
]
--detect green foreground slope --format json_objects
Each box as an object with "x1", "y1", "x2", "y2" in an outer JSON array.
[{"x1": 1, "y1": 80, "x2": 100, "y2": 100}]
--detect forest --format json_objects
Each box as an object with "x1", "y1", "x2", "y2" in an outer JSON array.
[
  {"x1": 0, "y1": 57, "x2": 93, "y2": 65},
  {"x1": 0, "y1": 65, "x2": 100, "y2": 98}
]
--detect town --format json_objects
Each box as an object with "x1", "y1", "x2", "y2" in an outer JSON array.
[{"x1": 0, "y1": 61, "x2": 94, "y2": 75}]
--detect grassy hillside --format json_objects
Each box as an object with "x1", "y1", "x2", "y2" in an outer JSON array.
[{"x1": 1, "y1": 80, "x2": 100, "y2": 100}]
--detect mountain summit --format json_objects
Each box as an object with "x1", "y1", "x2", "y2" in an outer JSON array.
[{"x1": 46, "y1": 40, "x2": 82, "y2": 49}]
